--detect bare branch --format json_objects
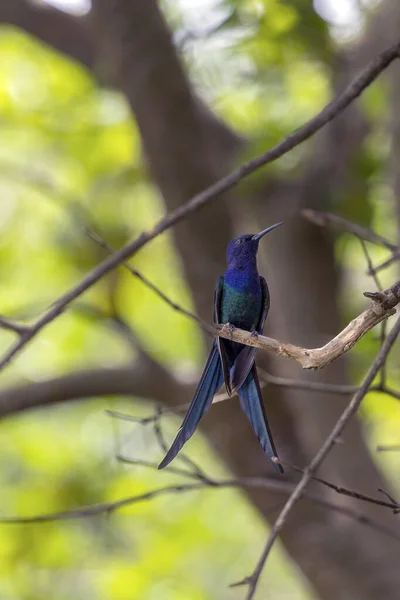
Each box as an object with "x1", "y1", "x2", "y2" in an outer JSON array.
[
  {"x1": 0, "y1": 364, "x2": 186, "y2": 419},
  {"x1": 106, "y1": 375, "x2": 358, "y2": 425},
  {"x1": 378, "y1": 488, "x2": 399, "y2": 508},
  {"x1": 0, "y1": 359, "x2": 370, "y2": 423},
  {"x1": 0, "y1": 473, "x2": 398, "y2": 546},
  {"x1": 0, "y1": 40, "x2": 399, "y2": 373},
  {"x1": 283, "y1": 461, "x2": 399, "y2": 512},
  {"x1": 0, "y1": 0, "x2": 94, "y2": 70},
  {"x1": 116, "y1": 455, "x2": 202, "y2": 480},
  {"x1": 0, "y1": 316, "x2": 31, "y2": 337},
  {"x1": 107, "y1": 379, "x2": 400, "y2": 436},
  {"x1": 257, "y1": 368, "x2": 358, "y2": 394},
  {"x1": 121, "y1": 452, "x2": 400, "y2": 513},
  {"x1": 217, "y1": 280, "x2": 399, "y2": 370},
  {"x1": 369, "y1": 250, "x2": 400, "y2": 275},
  {"x1": 86, "y1": 228, "x2": 213, "y2": 334},
  {"x1": 358, "y1": 235, "x2": 388, "y2": 389},
  {"x1": 302, "y1": 209, "x2": 398, "y2": 251},
  {"x1": 239, "y1": 314, "x2": 400, "y2": 600},
  {"x1": 377, "y1": 444, "x2": 400, "y2": 452},
  {"x1": 359, "y1": 239, "x2": 383, "y2": 291}
]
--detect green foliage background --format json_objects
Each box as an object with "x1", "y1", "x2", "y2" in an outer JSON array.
[{"x1": 0, "y1": 1, "x2": 399, "y2": 598}]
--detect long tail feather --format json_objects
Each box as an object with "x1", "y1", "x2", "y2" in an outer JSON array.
[
  {"x1": 230, "y1": 345, "x2": 258, "y2": 394},
  {"x1": 239, "y1": 366, "x2": 283, "y2": 474},
  {"x1": 158, "y1": 341, "x2": 223, "y2": 470}
]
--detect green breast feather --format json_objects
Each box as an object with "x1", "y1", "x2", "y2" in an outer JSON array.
[{"x1": 220, "y1": 283, "x2": 262, "y2": 331}]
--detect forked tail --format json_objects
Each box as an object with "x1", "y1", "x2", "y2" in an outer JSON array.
[
  {"x1": 239, "y1": 366, "x2": 283, "y2": 474},
  {"x1": 158, "y1": 341, "x2": 223, "y2": 470}
]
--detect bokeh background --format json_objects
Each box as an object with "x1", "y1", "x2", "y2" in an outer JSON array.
[{"x1": 0, "y1": 0, "x2": 400, "y2": 599}]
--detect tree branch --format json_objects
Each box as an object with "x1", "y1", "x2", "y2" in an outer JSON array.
[
  {"x1": 302, "y1": 209, "x2": 398, "y2": 251},
  {"x1": 88, "y1": 227, "x2": 397, "y2": 373},
  {"x1": 0, "y1": 359, "x2": 372, "y2": 424},
  {"x1": 283, "y1": 461, "x2": 400, "y2": 513},
  {"x1": 0, "y1": 473, "x2": 398, "y2": 546},
  {"x1": 369, "y1": 250, "x2": 400, "y2": 275},
  {"x1": 0, "y1": 315, "x2": 31, "y2": 336},
  {"x1": 216, "y1": 280, "x2": 400, "y2": 370},
  {"x1": 85, "y1": 228, "x2": 213, "y2": 334},
  {"x1": 239, "y1": 314, "x2": 400, "y2": 600},
  {"x1": 0, "y1": 363, "x2": 187, "y2": 419},
  {"x1": 0, "y1": 0, "x2": 94, "y2": 70},
  {"x1": 0, "y1": 277, "x2": 396, "y2": 419}
]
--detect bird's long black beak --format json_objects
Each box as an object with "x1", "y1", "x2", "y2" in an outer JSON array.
[{"x1": 252, "y1": 222, "x2": 284, "y2": 241}]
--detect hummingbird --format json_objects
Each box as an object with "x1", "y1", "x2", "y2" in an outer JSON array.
[{"x1": 158, "y1": 223, "x2": 284, "y2": 473}]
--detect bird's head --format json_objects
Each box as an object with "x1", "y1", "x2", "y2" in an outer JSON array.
[{"x1": 227, "y1": 222, "x2": 283, "y2": 267}]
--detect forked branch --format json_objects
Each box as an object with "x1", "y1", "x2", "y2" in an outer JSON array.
[{"x1": 217, "y1": 281, "x2": 400, "y2": 369}]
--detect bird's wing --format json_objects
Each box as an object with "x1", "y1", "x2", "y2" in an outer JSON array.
[
  {"x1": 214, "y1": 276, "x2": 232, "y2": 396},
  {"x1": 230, "y1": 276, "x2": 270, "y2": 393},
  {"x1": 239, "y1": 365, "x2": 283, "y2": 473},
  {"x1": 258, "y1": 276, "x2": 270, "y2": 332},
  {"x1": 158, "y1": 340, "x2": 223, "y2": 470}
]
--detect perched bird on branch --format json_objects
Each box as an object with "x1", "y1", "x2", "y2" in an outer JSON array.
[{"x1": 159, "y1": 223, "x2": 284, "y2": 473}]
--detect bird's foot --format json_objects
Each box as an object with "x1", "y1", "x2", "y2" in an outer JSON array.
[
  {"x1": 220, "y1": 322, "x2": 236, "y2": 339},
  {"x1": 250, "y1": 330, "x2": 259, "y2": 338}
]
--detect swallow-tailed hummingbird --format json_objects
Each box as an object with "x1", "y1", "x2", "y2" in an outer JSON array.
[{"x1": 159, "y1": 223, "x2": 284, "y2": 473}]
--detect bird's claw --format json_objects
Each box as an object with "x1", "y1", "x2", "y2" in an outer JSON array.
[{"x1": 220, "y1": 322, "x2": 236, "y2": 337}]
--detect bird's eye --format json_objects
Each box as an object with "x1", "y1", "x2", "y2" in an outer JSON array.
[{"x1": 236, "y1": 239, "x2": 242, "y2": 245}]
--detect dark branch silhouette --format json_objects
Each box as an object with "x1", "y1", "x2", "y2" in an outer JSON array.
[{"x1": 238, "y1": 315, "x2": 400, "y2": 600}]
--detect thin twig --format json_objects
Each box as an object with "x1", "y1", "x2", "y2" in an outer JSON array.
[
  {"x1": 0, "y1": 41, "x2": 399, "y2": 373},
  {"x1": 117, "y1": 455, "x2": 200, "y2": 480},
  {"x1": 0, "y1": 475, "x2": 399, "y2": 545},
  {"x1": 105, "y1": 374, "x2": 356, "y2": 425},
  {"x1": 283, "y1": 461, "x2": 399, "y2": 511},
  {"x1": 378, "y1": 385, "x2": 400, "y2": 401},
  {"x1": 121, "y1": 453, "x2": 400, "y2": 513},
  {"x1": 376, "y1": 444, "x2": 400, "y2": 452},
  {"x1": 86, "y1": 229, "x2": 213, "y2": 334},
  {"x1": 257, "y1": 368, "x2": 359, "y2": 394},
  {"x1": 105, "y1": 379, "x2": 400, "y2": 429},
  {"x1": 238, "y1": 314, "x2": 400, "y2": 600},
  {"x1": 377, "y1": 488, "x2": 400, "y2": 512},
  {"x1": 359, "y1": 239, "x2": 388, "y2": 388},
  {"x1": 152, "y1": 405, "x2": 169, "y2": 454},
  {"x1": 368, "y1": 250, "x2": 400, "y2": 275},
  {"x1": 152, "y1": 407, "x2": 209, "y2": 478},
  {"x1": 0, "y1": 316, "x2": 31, "y2": 337},
  {"x1": 303, "y1": 210, "x2": 398, "y2": 251},
  {"x1": 378, "y1": 320, "x2": 388, "y2": 389},
  {"x1": 359, "y1": 239, "x2": 382, "y2": 290}
]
